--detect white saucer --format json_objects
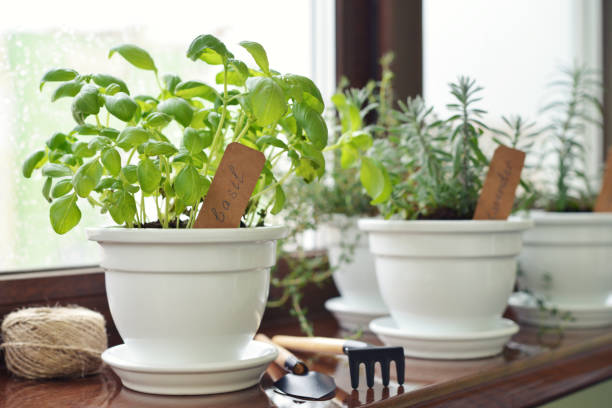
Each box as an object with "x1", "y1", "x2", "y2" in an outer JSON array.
[
  {"x1": 369, "y1": 317, "x2": 519, "y2": 360},
  {"x1": 509, "y1": 292, "x2": 612, "y2": 329},
  {"x1": 102, "y1": 340, "x2": 277, "y2": 395},
  {"x1": 325, "y1": 296, "x2": 388, "y2": 333}
]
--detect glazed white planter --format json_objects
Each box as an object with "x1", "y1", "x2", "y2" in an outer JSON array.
[
  {"x1": 518, "y1": 211, "x2": 612, "y2": 308},
  {"x1": 359, "y1": 219, "x2": 532, "y2": 334},
  {"x1": 322, "y1": 215, "x2": 387, "y2": 311},
  {"x1": 88, "y1": 226, "x2": 287, "y2": 365}
]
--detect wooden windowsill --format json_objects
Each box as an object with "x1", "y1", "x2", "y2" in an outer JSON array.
[{"x1": 1, "y1": 269, "x2": 611, "y2": 407}]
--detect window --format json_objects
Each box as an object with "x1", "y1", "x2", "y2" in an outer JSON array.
[{"x1": 0, "y1": 0, "x2": 334, "y2": 272}]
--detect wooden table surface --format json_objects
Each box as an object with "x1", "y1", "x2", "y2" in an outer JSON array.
[{"x1": 2, "y1": 313, "x2": 612, "y2": 408}]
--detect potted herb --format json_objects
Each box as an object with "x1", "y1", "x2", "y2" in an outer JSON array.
[
  {"x1": 23, "y1": 34, "x2": 328, "y2": 382},
  {"x1": 511, "y1": 66, "x2": 612, "y2": 328},
  {"x1": 358, "y1": 77, "x2": 532, "y2": 359}
]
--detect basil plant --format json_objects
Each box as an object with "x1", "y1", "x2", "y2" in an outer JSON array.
[{"x1": 23, "y1": 34, "x2": 328, "y2": 234}]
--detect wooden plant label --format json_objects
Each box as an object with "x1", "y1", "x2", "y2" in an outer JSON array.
[
  {"x1": 594, "y1": 146, "x2": 612, "y2": 212},
  {"x1": 194, "y1": 142, "x2": 265, "y2": 228},
  {"x1": 473, "y1": 145, "x2": 526, "y2": 220}
]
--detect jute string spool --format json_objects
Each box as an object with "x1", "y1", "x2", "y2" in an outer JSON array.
[{"x1": 1, "y1": 306, "x2": 107, "y2": 379}]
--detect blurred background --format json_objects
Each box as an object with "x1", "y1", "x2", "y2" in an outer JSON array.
[{"x1": 0, "y1": 0, "x2": 607, "y2": 271}]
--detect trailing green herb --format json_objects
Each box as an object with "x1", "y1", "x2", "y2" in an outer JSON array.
[{"x1": 23, "y1": 35, "x2": 328, "y2": 233}]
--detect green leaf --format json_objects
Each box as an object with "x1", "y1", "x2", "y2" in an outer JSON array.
[
  {"x1": 186, "y1": 34, "x2": 233, "y2": 64},
  {"x1": 51, "y1": 179, "x2": 73, "y2": 198},
  {"x1": 109, "y1": 44, "x2": 157, "y2": 72},
  {"x1": 40, "y1": 68, "x2": 78, "y2": 91},
  {"x1": 73, "y1": 159, "x2": 103, "y2": 197},
  {"x1": 72, "y1": 141, "x2": 96, "y2": 158},
  {"x1": 104, "y1": 92, "x2": 137, "y2": 122},
  {"x1": 23, "y1": 150, "x2": 46, "y2": 178},
  {"x1": 117, "y1": 127, "x2": 150, "y2": 150},
  {"x1": 143, "y1": 112, "x2": 173, "y2": 129},
  {"x1": 256, "y1": 135, "x2": 287, "y2": 150},
  {"x1": 183, "y1": 127, "x2": 210, "y2": 154},
  {"x1": 175, "y1": 80, "x2": 218, "y2": 101},
  {"x1": 137, "y1": 157, "x2": 162, "y2": 194},
  {"x1": 42, "y1": 163, "x2": 72, "y2": 178},
  {"x1": 293, "y1": 102, "x2": 328, "y2": 149},
  {"x1": 92, "y1": 73, "x2": 129, "y2": 94},
  {"x1": 157, "y1": 98, "x2": 194, "y2": 128},
  {"x1": 49, "y1": 193, "x2": 81, "y2": 234},
  {"x1": 88, "y1": 136, "x2": 112, "y2": 151},
  {"x1": 162, "y1": 74, "x2": 181, "y2": 93},
  {"x1": 46, "y1": 133, "x2": 67, "y2": 149},
  {"x1": 248, "y1": 77, "x2": 286, "y2": 127},
  {"x1": 42, "y1": 177, "x2": 52, "y2": 203},
  {"x1": 284, "y1": 74, "x2": 324, "y2": 114},
  {"x1": 122, "y1": 165, "x2": 138, "y2": 184},
  {"x1": 108, "y1": 190, "x2": 136, "y2": 225},
  {"x1": 72, "y1": 124, "x2": 99, "y2": 135},
  {"x1": 340, "y1": 144, "x2": 358, "y2": 169},
  {"x1": 100, "y1": 128, "x2": 120, "y2": 139},
  {"x1": 72, "y1": 84, "x2": 101, "y2": 118},
  {"x1": 239, "y1": 41, "x2": 269, "y2": 74},
  {"x1": 101, "y1": 148, "x2": 121, "y2": 176},
  {"x1": 175, "y1": 165, "x2": 207, "y2": 205},
  {"x1": 51, "y1": 80, "x2": 83, "y2": 102},
  {"x1": 351, "y1": 132, "x2": 373, "y2": 150},
  {"x1": 360, "y1": 157, "x2": 384, "y2": 200},
  {"x1": 370, "y1": 165, "x2": 392, "y2": 205},
  {"x1": 216, "y1": 64, "x2": 247, "y2": 87},
  {"x1": 144, "y1": 141, "x2": 178, "y2": 156},
  {"x1": 271, "y1": 186, "x2": 286, "y2": 215}
]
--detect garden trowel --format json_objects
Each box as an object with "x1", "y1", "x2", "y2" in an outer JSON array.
[{"x1": 255, "y1": 334, "x2": 336, "y2": 400}]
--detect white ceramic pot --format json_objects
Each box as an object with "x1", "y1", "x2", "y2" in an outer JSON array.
[
  {"x1": 322, "y1": 215, "x2": 387, "y2": 311},
  {"x1": 88, "y1": 226, "x2": 287, "y2": 365},
  {"x1": 358, "y1": 219, "x2": 532, "y2": 334},
  {"x1": 518, "y1": 211, "x2": 612, "y2": 308}
]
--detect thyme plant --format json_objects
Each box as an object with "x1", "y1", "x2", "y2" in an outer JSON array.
[{"x1": 22, "y1": 35, "x2": 328, "y2": 233}]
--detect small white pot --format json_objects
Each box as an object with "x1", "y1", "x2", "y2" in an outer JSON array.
[
  {"x1": 518, "y1": 211, "x2": 612, "y2": 307},
  {"x1": 358, "y1": 219, "x2": 532, "y2": 334},
  {"x1": 88, "y1": 226, "x2": 287, "y2": 365},
  {"x1": 321, "y1": 215, "x2": 387, "y2": 311}
]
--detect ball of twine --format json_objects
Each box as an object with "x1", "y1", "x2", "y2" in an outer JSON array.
[{"x1": 1, "y1": 306, "x2": 107, "y2": 379}]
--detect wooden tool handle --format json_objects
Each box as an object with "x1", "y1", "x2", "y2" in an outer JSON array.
[
  {"x1": 271, "y1": 335, "x2": 346, "y2": 354},
  {"x1": 254, "y1": 334, "x2": 308, "y2": 375}
]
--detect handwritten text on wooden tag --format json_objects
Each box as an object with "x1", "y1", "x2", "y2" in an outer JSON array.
[
  {"x1": 594, "y1": 146, "x2": 612, "y2": 212},
  {"x1": 473, "y1": 145, "x2": 525, "y2": 220},
  {"x1": 194, "y1": 142, "x2": 265, "y2": 228}
]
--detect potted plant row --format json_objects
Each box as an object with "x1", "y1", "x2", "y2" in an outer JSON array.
[
  {"x1": 23, "y1": 34, "x2": 328, "y2": 394},
  {"x1": 335, "y1": 77, "x2": 534, "y2": 359}
]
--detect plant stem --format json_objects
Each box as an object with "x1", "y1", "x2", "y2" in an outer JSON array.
[{"x1": 203, "y1": 67, "x2": 229, "y2": 178}]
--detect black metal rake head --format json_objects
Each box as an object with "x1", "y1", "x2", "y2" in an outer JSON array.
[{"x1": 344, "y1": 342, "x2": 405, "y2": 388}]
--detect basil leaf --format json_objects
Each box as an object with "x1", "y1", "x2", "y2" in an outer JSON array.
[
  {"x1": 101, "y1": 148, "x2": 121, "y2": 177},
  {"x1": 51, "y1": 80, "x2": 83, "y2": 102},
  {"x1": 40, "y1": 68, "x2": 78, "y2": 91},
  {"x1": 137, "y1": 157, "x2": 162, "y2": 194},
  {"x1": 157, "y1": 98, "x2": 194, "y2": 128},
  {"x1": 247, "y1": 77, "x2": 286, "y2": 127},
  {"x1": 143, "y1": 112, "x2": 173, "y2": 129},
  {"x1": 92, "y1": 73, "x2": 130, "y2": 94},
  {"x1": 109, "y1": 44, "x2": 157, "y2": 72},
  {"x1": 174, "y1": 80, "x2": 218, "y2": 101},
  {"x1": 72, "y1": 84, "x2": 101, "y2": 118},
  {"x1": 239, "y1": 41, "x2": 269, "y2": 74},
  {"x1": 73, "y1": 159, "x2": 103, "y2": 197},
  {"x1": 108, "y1": 190, "x2": 136, "y2": 225},
  {"x1": 42, "y1": 163, "x2": 72, "y2": 178},
  {"x1": 49, "y1": 193, "x2": 81, "y2": 234},
  {"x1": 162, "y1": 74, "x2": 181, "y2": 93},
  {"x1": 51, "y1": 179, "x2": 73, "y2": 198},
  {"x1": 22, "y1": 150, "x2": 46, "y2": 178},
  {"x1": 104, "y1": 92, "x2": 137, "y2": 122},
  {"x1": 293, "y1": 102, "x2": 328, "y2": 150},
  {"x1": 117, "y1": 127, "x2": 150, "y2": 150},
  {"x1": 186, "y1": 34, "x2": 233, "y2": 64},
  {"x1": 360, "y1": 157, "x2": 384, "y2": 200}
]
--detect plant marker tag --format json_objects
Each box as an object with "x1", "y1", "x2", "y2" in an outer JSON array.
[
  {"x1": 473, "y1": 145, "x2": 526, "y2": 220},
  {"x1": 194, "y1": 142, "x2": 265, "y2": 228},
  {"x1": 594, "y1": 146, "x2": 612, "y2": 212}
]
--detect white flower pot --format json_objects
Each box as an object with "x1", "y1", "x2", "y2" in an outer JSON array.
[
  {"x1": 358, "y1": 219, "x2": 532, "y2": 334},
  {"x1": 518, "y1": 211, "x2": 612, "y2": 308},
  {"x1": 321, "y1": 215, "x2": 387, "y2": 311},
  {"x1": 88, "y1": 226, "x2": 287, "y2": 365}
]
